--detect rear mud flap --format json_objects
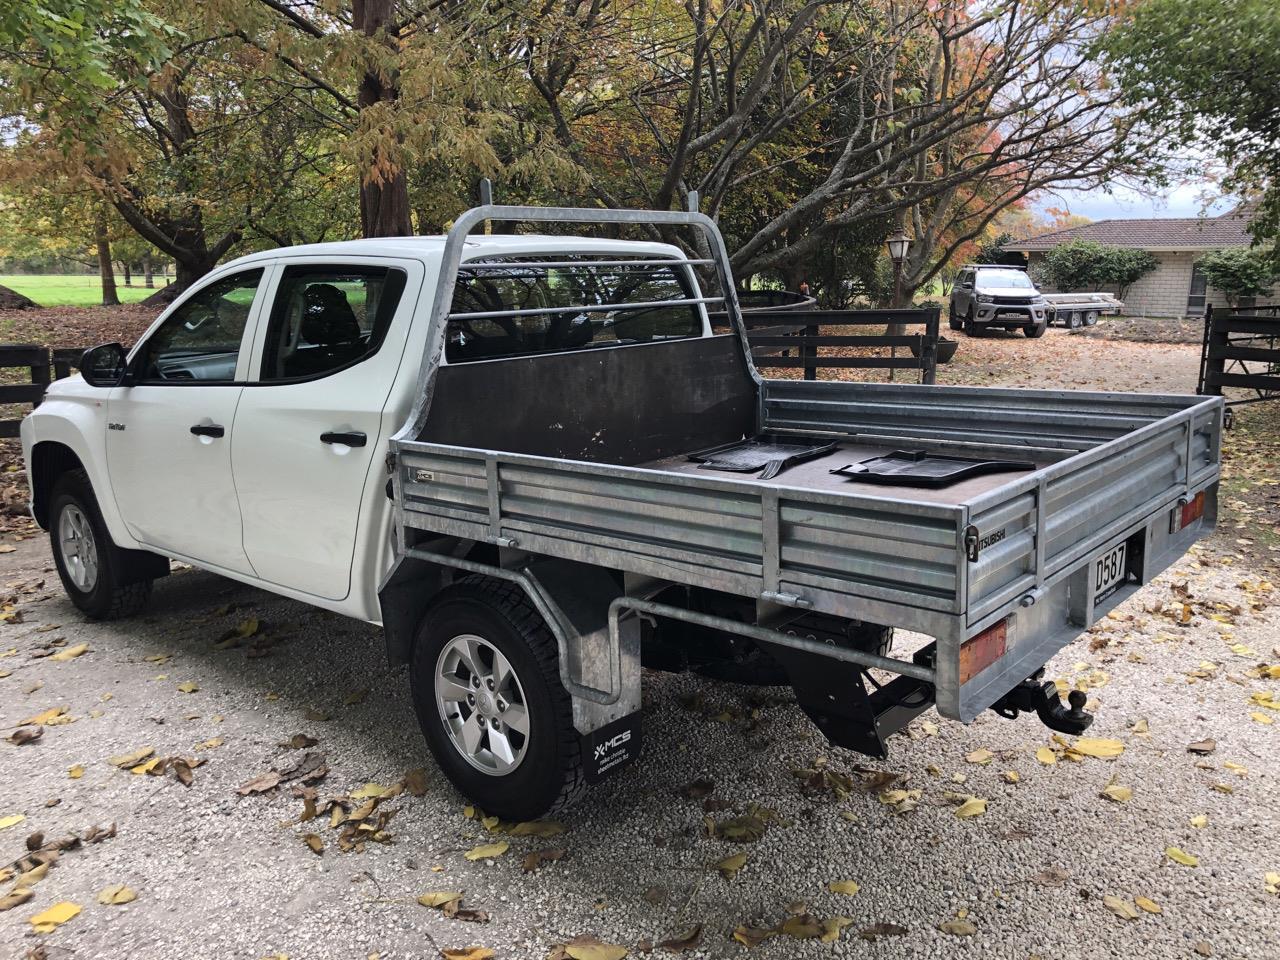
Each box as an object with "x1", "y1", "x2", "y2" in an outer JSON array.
[{"x1": 582, "y1": 713, "x2": 642, "y2": 784}]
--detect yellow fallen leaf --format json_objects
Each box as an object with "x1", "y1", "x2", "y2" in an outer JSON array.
[
  {"x1": 1036, "y1": 747, "x2": 1057, "y2": 765},
  {"x1": 109, "y1": 747, "x2": 155, "y2": 768},
  {"x1": 562, "y1": 936, "x2": 628, "y2": 960},
  {"x1": 955, "y1": 796, "x2": 988, "y2": 818},
  {"x1": 177, "y1": 681, "x2": 199, "y2": 694},
  {"x1": 1072, "y1": 737, "x2": 1124, "y2": 759},
  {"x1": 50, "y1": 643, "x2": 90, "y2": 662},
  {"x1": 1165, "y1": 847, "x2": 1199, "y2": 867},
  {"x1": 1265, "y1": 872, "x2": 1280, "y2": 895},
  {"x1": 130, "y1": 758, "x2": 162, "y2": 775},
  {"x1": 1103, "y1": 895, "x2": 1139, "y2": 920},
  {"x1": 1135, "y1": 896, "x2": 1162, "y2": 914},
  {"x1": 463, "y1": 841, "x2": 509, "y2": 861},
  {"x1": 1002, "y1": 770, "x2": 1020, "y2": 784},
  {"x1": 715, "y1": 853, "x2": 747, "y2": 879},
  {"x1": 1250, "y1": 712, "x2": 1274, "y2": 725},
  {"x1": 828, "y1": 880, "x2": 860, "y2": 895},
  {"x1": 821, "y1": 916, "x2": 853, "y2": 942},
  {"x1": 69, "y1": 764, "x2": 85, "y2": 779},
  {"x1": 417, "y1": 891, "x2": 464, "y2": 908},
  {"x1": 350, "y1": 783, "x2": 392, "y2": 800},
  {"x1": 198, "y1": 738, "x2": 224, "y2": 750},
  {"x1": 509, "y1": 820, "x2": 566, "y2": 838},
  {"x1": 1100, "y1": 784, "x2": 1133, "y2": 803},
  {"x1": 965, "y1": 748, "x2": 994, "y2": 765},
  {"x1": 21, "y1": 706, "x2": 67, "y2": 726},
  {"x1": 97, "y1": 884, "x2": 138, "y2": 905},
  {"x1": 29, "y1": 901, "x2": 81, "y2": 932},
  {"x1": 0, "y1": 814, "x2": 25, "y2": 830},
  {"x1": 235, "y1": 617, "x2": 259, "y2": 638},
  {"x1": 441, "y1": 949, "x2": 495, "y2": 960},
  {"x1": 1189, "y1": 814, "x2": 1208, "y2": 829}
]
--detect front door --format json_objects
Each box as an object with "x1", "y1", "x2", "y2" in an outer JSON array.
[
  {"x1": 232, "y1": 261, "x2": 415, "y2": 600},
  {"x1": 106, "y1": 267, "x2": 270, "y2": 573}
]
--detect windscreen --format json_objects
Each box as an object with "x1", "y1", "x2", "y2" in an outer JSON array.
[
  {"x1": 446, "y1": 256, "x2": 703, "y2": 363},
  {"x1": 977, "y1": 269, "x2": 1034, "y2": 289}
]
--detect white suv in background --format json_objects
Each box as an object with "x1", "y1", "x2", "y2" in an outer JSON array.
[{"x1": 949, "y1": 264, "x2": 1048, "y2": 338}]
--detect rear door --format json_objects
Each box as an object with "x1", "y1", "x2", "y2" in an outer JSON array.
[
  {"x1": 231, "y1": 259, "x2": 420, "y2": 600},
  {"x1": 107, "y1": 267, "x2": 271, "y2": 573}
]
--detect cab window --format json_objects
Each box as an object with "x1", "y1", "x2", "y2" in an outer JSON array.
[
  {"x1": 446, "y1": 257, "x2": 702, "y2": 363},
  {"x1": 259, "y1": 265, "x2": 407, "y2": 381},
  {"x1": 134, "y1": 269, "x2": 263, "y2": 382}
]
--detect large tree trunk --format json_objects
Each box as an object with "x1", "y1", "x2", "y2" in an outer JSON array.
[
  {"x1": 143, "y1": 251, "x2": 154, "y2": 288},
  {"x1": 95, "y1": 210, "x2": 120, "y2": 307},
  {"x1": 354, "y1": 0, "x2": 411, "y2": 238}
]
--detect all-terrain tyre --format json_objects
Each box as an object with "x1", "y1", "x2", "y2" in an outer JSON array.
[
  {"x1": 1024, "y1": 321, "x2": 1048, "y2": 338},
  {"x1": 409, "y1": 576, "x2": 586, "y2": 820},
  {"x1": 49, "y1": 469, "x2": 152, "y2": 620},
  {"x1": 948, "y1": 305, "x2": 962, "y2": 332}
]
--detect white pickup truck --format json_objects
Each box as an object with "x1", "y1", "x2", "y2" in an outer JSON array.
[{"x1": 22, "y1": 204, "x2": 1221, "y2": 819}]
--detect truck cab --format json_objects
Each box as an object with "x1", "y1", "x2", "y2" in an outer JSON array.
[{"x1": 950, "y1": 264, "x2": 1049, "y2": 338}]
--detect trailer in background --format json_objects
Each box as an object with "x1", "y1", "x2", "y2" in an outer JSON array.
[{"x1": 1043, "y1": 292, "x2": 1124, "y2": 329}]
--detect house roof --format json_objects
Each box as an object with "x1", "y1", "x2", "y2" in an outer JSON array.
[{"x1": 1011, "y1": 210, "x2": 1254, "y2": 253}]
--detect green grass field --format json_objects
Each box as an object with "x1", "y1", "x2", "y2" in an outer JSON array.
[{"x1": 0, "y1": 274, "x2": 166, "y2": 307}]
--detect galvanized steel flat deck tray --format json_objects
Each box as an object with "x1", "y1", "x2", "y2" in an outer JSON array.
[{"x1": 830, "y1": 449, "x2": 1035, "y2": 488}]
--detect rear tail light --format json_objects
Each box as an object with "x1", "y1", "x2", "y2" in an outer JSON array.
[
  {"x1": 959, "y1": 618, "x2": 1008, "y2": 684},
  {"x1": 1176, "y1": 491, "x2": 1205, "y2": 531}
]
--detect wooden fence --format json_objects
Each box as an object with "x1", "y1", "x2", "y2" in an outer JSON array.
[
  {"x1": 715, "y1": 307, "x2": 941, "y2": 384},
  {"x1": 1197, "y1": 304, "x2": 1280, "y2": 407},
  {"x1": 0, "y1": 345, "x2": 81, "y2": 438}
]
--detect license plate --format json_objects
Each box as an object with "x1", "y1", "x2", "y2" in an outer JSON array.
[{"x1": 1093, "y1": 541, "x2": 1128, "y2": 602}]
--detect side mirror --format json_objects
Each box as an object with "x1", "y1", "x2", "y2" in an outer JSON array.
[{"x1": 80, "y1": 343, "x2": 129, "y2": 388}]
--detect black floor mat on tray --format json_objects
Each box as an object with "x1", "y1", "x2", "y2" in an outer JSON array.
[
  {"x1": 830, "y1": 449, "x2": 1034, "y2": 488},
  {"x1": 688, "y1": 434, "x2": 838, "y2": 481}
]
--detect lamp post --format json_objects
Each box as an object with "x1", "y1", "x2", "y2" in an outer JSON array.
[{"x1": 886, "y1": 231, "x2": 911, "y2": 308}]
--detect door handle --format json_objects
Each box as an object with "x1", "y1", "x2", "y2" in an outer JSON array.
[
  {"x1": 320, "y1": 431, "x2": 367, "y2": 447},
  {"x1": 190, "y1": 424, "x2": 225, "y2": 438}
]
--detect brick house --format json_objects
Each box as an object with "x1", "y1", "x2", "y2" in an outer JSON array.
[{"x1": 1007, "y1": 208, "x2": 1269, "y2": 318}]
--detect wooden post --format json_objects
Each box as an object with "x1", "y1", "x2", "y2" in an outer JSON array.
[
  {"x1": 802, "y1": 322, "x2": 817, "y2": 381},
  {"x1": 921, "y1": 307, "x2": 939, "y2": 385}
]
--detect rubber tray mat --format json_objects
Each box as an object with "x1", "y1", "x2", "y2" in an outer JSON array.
[
  {"x1": 830, "y1": 449, "x2": 1034, "y2": 488},
  {"x1": 688, "y1": 434, "x2": 839, "y2": 481}
]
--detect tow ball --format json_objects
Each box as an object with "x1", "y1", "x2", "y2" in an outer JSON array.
[{"x1": 990, "y1": 672, "x2": 1094, "y2": 735}]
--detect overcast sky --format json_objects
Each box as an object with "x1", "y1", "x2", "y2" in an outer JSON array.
[{"x1": 1034, "y1": 182, "x2": 1239, "y2": 222}]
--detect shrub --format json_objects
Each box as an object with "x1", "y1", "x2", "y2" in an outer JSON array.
[
  {"x1": 1038, "y1": 239, "x2": 1157, "y2": 298},
  {"x1": 1197, "y1": 248, "x2": 1278, "y2": 307}
]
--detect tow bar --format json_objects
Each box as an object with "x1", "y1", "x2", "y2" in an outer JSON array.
[{"x1": 990, "y1": 672, "x2": 1094, "y2": 735}]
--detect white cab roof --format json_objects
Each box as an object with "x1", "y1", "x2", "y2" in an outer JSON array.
[{"x1": 220, "y1": 233, "x2": 689, "y2": 271}]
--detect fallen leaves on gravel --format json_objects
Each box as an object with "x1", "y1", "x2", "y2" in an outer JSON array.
[
  {"x1": 1135, "y1": 896, "x2": 1162, "y2": 914},
  {"x1": 828, "y1": 880, "x2": 860, "y2": 895},
  {"x1": 281, "y1": 733, "x2": 318, "y2": 750},
  {"x1": 1035, "y1": 747, "x2": 1057, "y2": 765},
  {"x1": 1100, "y1": 783, "x2": 1133, "y2": 803},
  {"x1": 938, "y1": 917, "x2": 977, "y2": 936},
  {"x1": 0, "y1": 889, "x2": 33, "y2": 911},
  {"x1": 1103, "y1": 895, "x2": 1140, "y2": 920},
  {"x1": 176, "y1": 681, "x2": 199, "y2": 694},
  {"x1": 1265, "y1": 872, "x2": 1280, "y2": 895},
  {"x1": 97, "y1": 884, "x2": 137, "y2": 905},
  {"x1": 404, "y1": 767, "x2": 429, "y2": 797},
  {"x1": 1190, "y1": 814, "x2": 1209, "y2": 828},
  {"x1": 238, "y1": 752, "x2": 328, "y2": 795},
  {"x1": 1165, "y1": 846, "x2": 1199, "y2": 867},
  {"x1": 521, "y1": 847, "x2": 565, "y2": 872},
  {"x1": 965, "y1": 748, "x2": 994, "y2": 765},
  {"x1": 509, "y1": 820, "x2": 566, "y2": 838},
  {"x1": 238, "y1": 771, "x2": 282, "y2": 795},
  {"x1": 463, "y1": 841, "x2": 508, "y2": 861},
  {"x1": 109, "y1": 747, "x2": 154, "y2": 768},
  {"x1": 548, "y1": 935, "x2": 627, "y2": 960},
  {"x1": 857, "y1": 922, "x2": 908, "y2": 941},
  {"x1": 655, "y1": 924, "x2": 703, "y2": 952},
  {"x1": 1187, "y1": 738, "x2": 1217, "y2": 755},
  {"x1": 28, "y1": 901, "x2": 80, "y2": 932},
  {"x1": 715, "y1": 852, "x2": 747, "y2": 880},
  {"x1": 302, "y1": 833, "x2": 324, "y2": 855},
  {"x1": 49, "y1": 642, "x2": 89, "y2": 662},
  {"x1": 1066, "y1": 737, "x2": 1124, "y2": 760},
  {"x1": 5, "y1": 726, "x2": 40, "y2": 745},
  {"x1": 950, "y1": 794, "x2": 988, "y2": 818},
  {"x1": 440, "y1": 949, "x2": 495, "y2": 960},
  {"x1": 23, "y1": 706, "x2": 72, "y2": 726},
  {"x1": 876, "y1": 788, "x2": 922, "y2": 814}
]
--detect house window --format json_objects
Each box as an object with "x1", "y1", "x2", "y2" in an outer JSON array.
[{"x1": 1187, "y1": 263, "x2": 1207, "y2": 316}]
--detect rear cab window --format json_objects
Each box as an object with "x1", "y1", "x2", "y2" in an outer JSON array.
[{"x1": 445, "y1": 255, "x2": 705, "y2": 363}]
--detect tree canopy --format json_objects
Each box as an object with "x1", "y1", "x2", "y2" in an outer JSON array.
[{"x1": 0, "y1": 0, "x2": 1197, "y2": 296}]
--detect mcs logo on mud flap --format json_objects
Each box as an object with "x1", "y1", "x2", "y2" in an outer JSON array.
[{"x1": 593, "y1": 729, "x2": 631, "y2": 761}]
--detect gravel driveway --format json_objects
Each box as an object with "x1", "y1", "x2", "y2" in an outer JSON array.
[{"x1": 2, "y1": 330, "x2": 1277, "y2": 960}]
